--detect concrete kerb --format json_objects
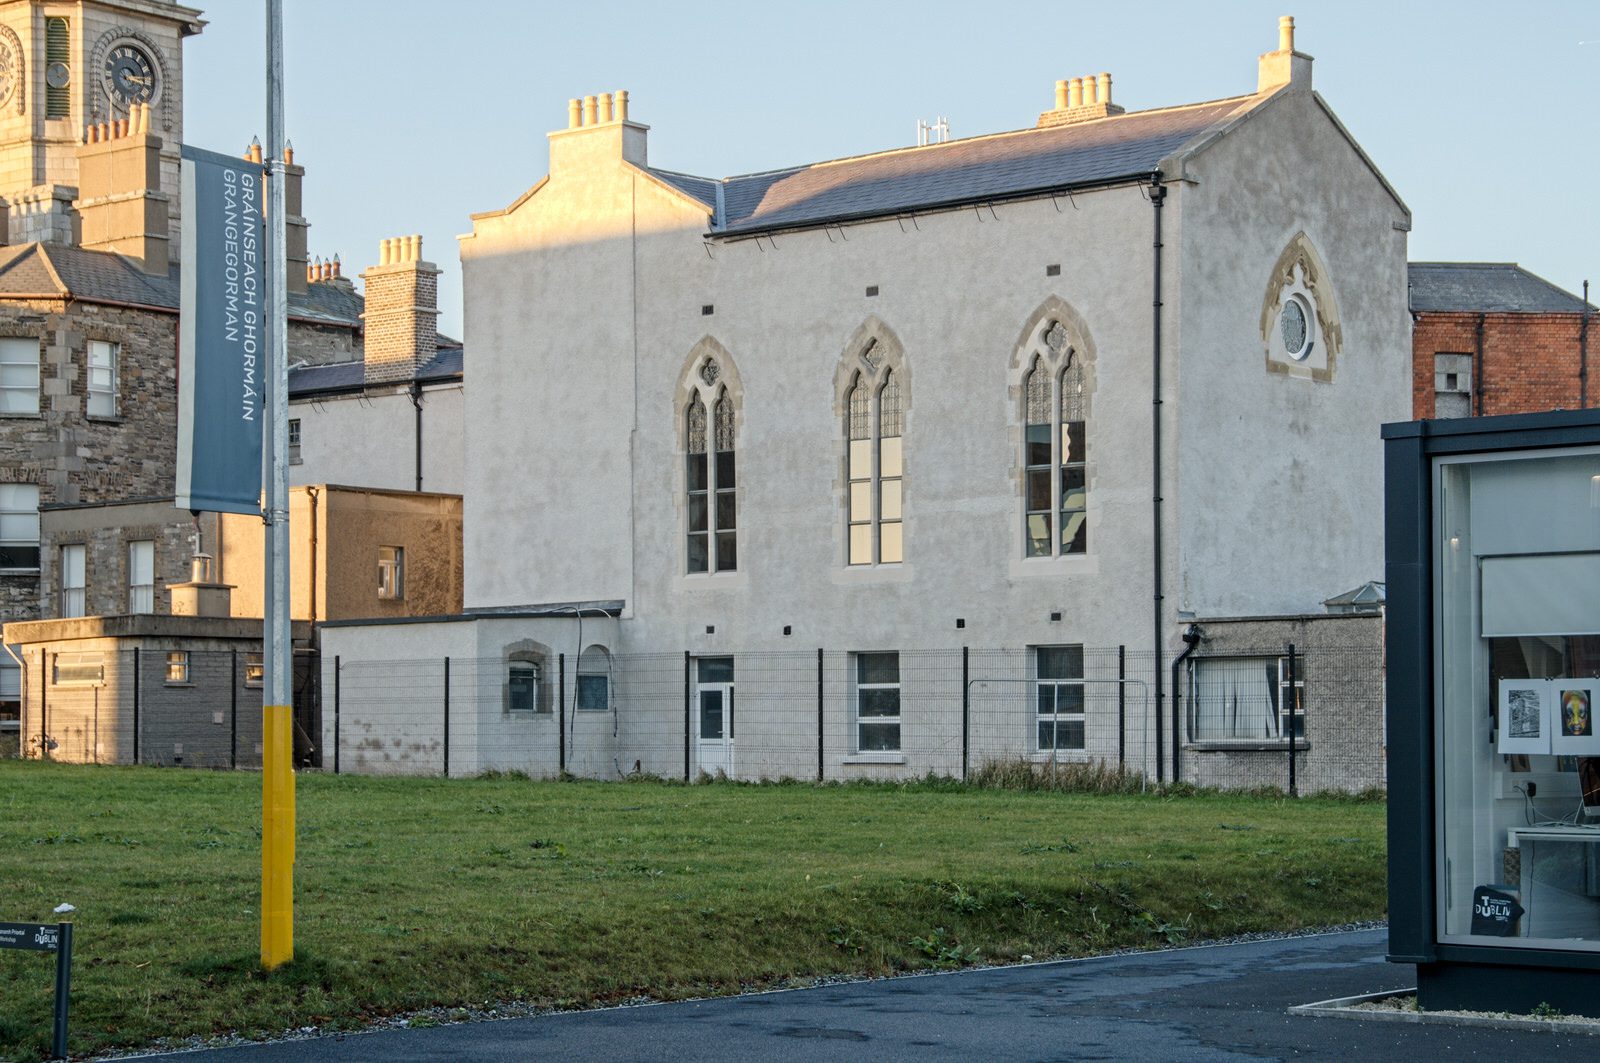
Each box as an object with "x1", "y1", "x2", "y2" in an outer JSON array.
[{"x1": 1290, "y1": 989, "x2": 1600, "y2": 1036}]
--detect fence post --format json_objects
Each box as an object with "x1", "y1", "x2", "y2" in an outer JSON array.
[
  {"x1": 131, "y1": 647, "x2": 140, "y2": 765},
  {"x1": 683, "y1": 651, "x2": 691, "y2": 782},
  {"x1": 332, "y1": 655, "x2": 340, "y2": 775},
  {"x1": 442, "y1": 656, "x2": 450, "y2": 778},
  {"x1": 816, "y1": 648, "x2": 824, "y2": 783},
  {"x1": 1117, "y1": 645, "x2": 1126, "y2": 770},
  {"x1": 557, "y1": 652, "x2": 566, "y2": 775},
  {"x1": 230, "y1": 650, "x2": 238, "y2": 770},
  {"x1": 961, "y1": 646, "x2": 970, "y2": 782},
  {"x1": 1286, "y1": 642, "x2": 1298, "y2": 798}
]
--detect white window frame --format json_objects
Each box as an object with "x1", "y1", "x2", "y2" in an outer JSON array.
[
  {"x1": 377, "y1": 545, "x2": 404, "y2": 600},
  {"x1": 244, "y1": 653, "x2": 264, "y2": 688},
  {"x1": 0, "y1": 484, "x2": 40, "y2": 571},
  {"x1": 127, "y1": 539, "x2": 154, "y2": 613},
  {"x1": 1188, "y1": 655, "x2": 1305, "y2": 744},
  {"x1": 1035, "y1": 645, "x2": 1086, "y2": 752},
  {"x1": 87, "y1": 339, "x2": 118, "y2": 417},
  {"x1": 507, "y1": 659, "x2": 543, "y2": 714},
  {"x1": 288, "y1": 417, "x2": 302, "y2": 465},
  {"x1": 853, "y1": 651, "x2": 901, "y2": 752},
  {"x1": 165, "y1": 651, "x2": 190, "y2": 685},
  {"x1": 0, "y1": 336, "x2": 40, "y2": 414},
  {"x1": 53, "y1": 651, "x2": 104, "y2": 686},
  {"x1": 59, "y1": 543, "x2": 86, "y2": 618}
]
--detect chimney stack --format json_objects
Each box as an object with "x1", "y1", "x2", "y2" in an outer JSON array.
[
  {"x1": 1037, "y1": 72, "x2": 1124, "y2": 129},
  {"x1": 550, "y1": 87, "x2": 648, "y2": 172},
  {"x1": 73, "y1": 102, "x2": 170, "y2": 274},
  {"x1": 359, "y1": 233, "x2": 439, "y2": 386},
  {"x1": 1258, "y1": 14, "x2": 1313, "y2": 94}
]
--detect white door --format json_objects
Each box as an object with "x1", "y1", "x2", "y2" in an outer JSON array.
[{"x1": 697, "y1": 684, "x2": 735, "y2": 776}]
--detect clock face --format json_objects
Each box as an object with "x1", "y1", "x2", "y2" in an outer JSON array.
[
  {"x1": 45, "y1": 61, "x2": 69, "y2": 90},
  {"x1": 103, "y1": 43, "x2": 156, "y2": 107}
]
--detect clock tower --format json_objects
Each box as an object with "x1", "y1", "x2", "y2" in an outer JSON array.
[{"x1": 0, "y1": 1, "x2": 203, "y2": 246}]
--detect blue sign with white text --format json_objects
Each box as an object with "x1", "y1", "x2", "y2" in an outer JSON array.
[{"x1": 176, "y1": 144, "x2": 263, "y2": 515}]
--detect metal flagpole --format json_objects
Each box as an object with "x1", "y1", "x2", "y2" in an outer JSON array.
[{"x1": 260, "y1": 0, "x2": 294, "y2": 971}]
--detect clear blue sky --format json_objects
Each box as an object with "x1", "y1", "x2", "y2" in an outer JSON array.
[{"x1": 183, "y1": 1, "x2": 1600, "y2": 339}]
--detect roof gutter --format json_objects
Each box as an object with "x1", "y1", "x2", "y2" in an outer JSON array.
[{"x1": 705, "y1": 172, "x2": 1162, "y2": 244}]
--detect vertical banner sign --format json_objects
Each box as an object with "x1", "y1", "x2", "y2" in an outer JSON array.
[{"x1": 176, "y1": 144, "x2": 263, "y2": 514}]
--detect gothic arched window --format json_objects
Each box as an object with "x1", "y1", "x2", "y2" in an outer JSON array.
[
  {"x1": 1021, "y1": 316, "x2": 1091, "y2": 558},
  {"x1": 682, "y1": 346, "x2": 740, "y2": 574},
  {"x1": 842, "y1": 330, "x2": 907, "y2": 566}
]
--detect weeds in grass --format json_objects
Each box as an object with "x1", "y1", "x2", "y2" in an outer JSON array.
[
  {"x1": 1020, "y1": 838, "x2": 1080, "y2": 854},
  {"x1": 909, "y1": 927, "x2": 980, "y2": 967},
  {"x1": 968, "y1": 758, "x2": 1149, "y2": 794}
]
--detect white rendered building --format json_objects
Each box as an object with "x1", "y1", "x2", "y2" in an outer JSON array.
[{"x1": 321, "y1": 18, "x2": 1409, "y2": 783}]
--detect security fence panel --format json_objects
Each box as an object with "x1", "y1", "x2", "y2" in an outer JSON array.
[{"x1": 333, "y1": 657, "x2": 449, "y2": 776}]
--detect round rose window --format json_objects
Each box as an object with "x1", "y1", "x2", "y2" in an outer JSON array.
[{"x1": 1280, "y1": 298, "x2": 1310, "y2": 360}]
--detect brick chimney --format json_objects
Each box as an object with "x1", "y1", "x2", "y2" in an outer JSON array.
[
  {"x1": 1036, "y1": 73, "x2": 1125, "y2": 129},
  {"x1": 549, "y1": 89, "x2": 648, "y2": 174},
  {"x1": 73, "y1": 103, "x2": 170, "y2": 274},
  {"x1": 1257, "y1": 15, "x2": 1313, "y2": 94},
  {"x1": 360, "y1": 235, "x2": 439, "y2": 386}
]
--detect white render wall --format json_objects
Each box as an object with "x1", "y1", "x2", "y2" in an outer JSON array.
[
  {"x1": 446, "y1": 80, "x2": 1408, "y2": 779},
  {"x1": 290, "y1": 383, "x2": 464, "y2": 496},
  {"x1": 1174, "y1": 88, "x2": 1410, "y2": 617}
]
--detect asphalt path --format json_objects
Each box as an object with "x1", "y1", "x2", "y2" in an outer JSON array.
[{"x1": 131, "y1": 929, "x2": 1592, "y2": 1061}]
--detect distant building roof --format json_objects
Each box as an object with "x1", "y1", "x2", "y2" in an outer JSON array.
[
  {"x1": 1323, "y1": 581, "x2": 1386, "y2": 614},
  {"x1": 0, "y1": 241, "x2": 364, "y2": 326},
  {"x1": 289, "y1": 343, "x2": 463, "y2": 398},
  {"x1": 650, "y1": 95, "x2": 1258, "y2": 237},
  {"x1": 1408, "y1": 262, "x2": 1591, "y2": 314}
]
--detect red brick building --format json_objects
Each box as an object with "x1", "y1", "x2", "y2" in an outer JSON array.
[{"x1": 1410, "y1": 262, "x2": 1594, "y2": 419}]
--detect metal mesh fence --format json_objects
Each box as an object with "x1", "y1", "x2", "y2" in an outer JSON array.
[
  {"x1": 323, "y1": 644, "x2": 1385, "y2": 794},
  {"x1": 18, "y1": 649, "x2": 320, "y2": 770}
]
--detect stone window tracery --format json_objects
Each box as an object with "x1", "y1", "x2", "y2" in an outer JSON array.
[
  {"x1": 682, "y1": 343, "x2": 739, "y2": 574},
  {"x1": 1021, "y1": 315, "x2": 1091, "y2": 559},
  {"x1": 842, "y1": 324, "x2": 907, "y2": 566}
]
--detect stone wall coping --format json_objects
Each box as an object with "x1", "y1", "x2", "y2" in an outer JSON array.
[{"x1": 4, "y1": 614, "x2": 313, "y2": 644}]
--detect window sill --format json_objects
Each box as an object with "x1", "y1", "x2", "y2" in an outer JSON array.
[
  {"x1": 0, "y1": 568, "x2": 41, "y2": 575},
  {"x1": 1026, "y1": 750, "x2": 1091, "y2": 763},
  {"x1": 0, "y1": 412, "x2": 42, "y2": 419},
  {"x1": 1185, "y1": 740, "x2": 1309, "y2": 752},
  {"x1": 164, "y1": 683, "x2": 195, "y2": 689},
  {"x1": 843, "y1": 753, "x2": 905, "y2": 765},
  {"x1": 85, "y1": 415, "x2": 121, "y2": 424}
]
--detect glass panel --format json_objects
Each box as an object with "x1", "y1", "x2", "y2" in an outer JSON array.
[
  {"x1": 687, "y1": 533, "x2": 708, "y2": 573},
  {"x1": 1061, "y1": 511, "x2": 1088, "y2": 554},
  {"x1": 715, "y1": 531, "x2": 737, "y2": 571},
  {"x1": 1063, "y1": 421, "x2": 1086, "y2": 463},
  {"x1": 715, "y1": 492, "x2": 736, "y2": 531},
  {"x1": 1037, "y1": 646, "x2": 1084, "y2": 680},
  {"x1": 879, "y1": 521, "x2": 902, "y2": 564},
  {"x1": 129, "y1": 541, "x2": 153, "y2": 583},
  {"x1": 849, "y1": 439, "x2": 872, "y2": 479},
  {"x1": 687, "y1": 454, "x2": 708, "y2": 492},
  {"x1": 0, "y1": 363, "x2": 37, "y2": 386},
  {"x1": 1027, "y1": 469, "x2": 1052, "y2": 510},
  {"x1": 879, "y1": 436, "x2": 902, "y2": 478},
  {"x1": 0, "y1": 387, "x2": 37, "y2": 413},
  {"x1": 1062, "y1": 466, "x2": 1086, "y2": 492},
  {"x1": 1025, "y1": 424, "x2": 1051, "y2": 466},
  {"x1": 850, "y1": 482, "x2": 872, "y2": 522},
  {"x1": 0, "y1": 545, "x2": 39, "y2": 568},
  {"x1": 881, "y1": 480, "x2": 902, "y2": 521},
  {"x1": 849, "y1": 524, "x2": 872, "y2": 566},
  {"x1": 88, "y1": 390, "x2": 114, "y2": 417},
  {"x1": 0, "y1": 513, "x2": 35, "y2": 539},
  {"x1": 858, "y1": 687, "x2": 900, "y2": 717},
  {"x1": 858, "y1": 721, "x2": 901, "y2": 752},
  {"x1": 699, "y1": 691, "x2": 724, "y2": 739},
  {"x1": 716, "y1": 450, "x2": 736, "y2": 489},
  {"x1": 857, "y1": 652, "x2": 899, "y2": 684},
  {"x1": 509, "y1": 666, "x2": 539, "y2": 712},
  {"x1": 847, "y1": 381, "x2": 870, "y2": 440},
  {"x1": 1038, "y1": 720, "x2": 1059, "y2": 750},
  {"x1": 688, "y1": 495, "x2": 708, "y2": 533},
  {"x1": 1057, "y1": 720, "x2": 1086, "y2": 750},
  {"x1": 576, "y1": 674, "x2": 608, "y2": 711},
  {"x1": 1025, "y1": 514, "x2": 1051, "y2": 558},
  {"x1": 696, "y1": 657, "x2": 734, "y2": 683}
]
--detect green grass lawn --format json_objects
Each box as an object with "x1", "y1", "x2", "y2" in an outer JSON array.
[{"x1": 0, "y1": 761, "x2": 1386, "y2": 1060}]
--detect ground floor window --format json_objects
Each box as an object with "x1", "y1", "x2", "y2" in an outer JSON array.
[
  {"x1": 0, "y1": 654, "x2": 17, "y2": 731},
  {"x1": 855, "y1": 651, "x2": 900, "y2": 751},
  {"x1": 1035, "y1": 645, "x2": 1085, "y2": 751},
  {"x1": 508, "y1": 660, "x2": 541, "y2": 713},
  {"x1": 1189, "y1": 656, "x2": 1304, "y2": 741},
  {"x1": 164, "y1": 651, "x2": 189, "y2": 685}
]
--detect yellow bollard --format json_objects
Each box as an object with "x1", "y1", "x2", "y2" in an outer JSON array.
[{"x1": 260, "y1": 702, "x2": 295, "y2": 968}]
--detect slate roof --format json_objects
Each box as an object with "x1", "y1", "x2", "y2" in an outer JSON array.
[
  {"x1": 288, "y1": 344, "x2": 463, "y2": 398},
  {"x1": 0, "y1": 241, "x2": 365, "y2": 326},
  {"x1": 646, "y1": 96, "x2": 1257, "y2": 237},
  {"x1": 1408, "y1": 263, "x2": 1591, "y2": 314}
]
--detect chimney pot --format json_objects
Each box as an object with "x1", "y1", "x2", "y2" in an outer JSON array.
[
  {"x1": 333, "y1": 254, "x2": 340, "y2": 278},
  {"x1": 599, "y1": 92, "x2": 614, "y2": 122},
  {"x1": 583, "y1": 95, "x2": 598, "y2": 126},
  {"x1": 1085, "y1": 75, "x2": 1099, "y2": 105},
  {"x1": 412, "y1": 233, "x2": 423, "y2": 260},
  {"x1": 616, "y1": 89, "x2": 629, "y2": 121},
  {"x1": 1068, "y1": 77, "x2": 1082, "y2": 108},
  {"x1": 1279, "y1": 14, "x2": 1295, "y2": 52},
  {"x1": 1054, "y1": 79, "x2": 1068, "y2": 110},
  {"x1": 379, "y1": 237, "x2": 391, "y2": 266},
  {"x1": 1098, "y1": 72, "x2": 1111, "y2": 105},
  {"x1": 568, "y1": 97, "x2": 581, "y2": 128}
]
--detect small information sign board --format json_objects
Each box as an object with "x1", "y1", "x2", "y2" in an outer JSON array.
[{"x1": 0, "y1": 920, "x2": 73, "y2": 1058}]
